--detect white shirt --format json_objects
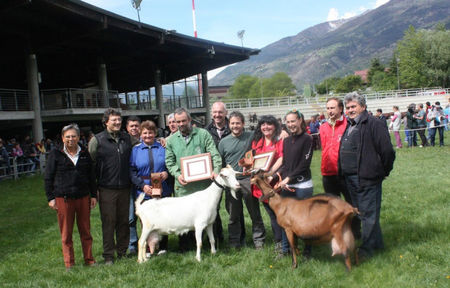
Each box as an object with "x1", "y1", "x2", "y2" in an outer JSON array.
[{"x1": 63, "y1": 145, "x2": 81, "y2": 165}]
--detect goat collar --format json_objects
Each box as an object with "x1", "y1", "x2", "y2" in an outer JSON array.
[{"x1": 213, "y1": 178, "x2": 224, "y2": 189}]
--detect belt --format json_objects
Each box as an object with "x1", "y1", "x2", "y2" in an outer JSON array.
[{"x1": 140, "y1": 176, "x2": 151, "y2": 180}]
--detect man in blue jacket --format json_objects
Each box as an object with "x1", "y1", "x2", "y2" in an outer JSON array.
[{"x1": 339, "y1": 92, "x2": 395, "y2": 261}]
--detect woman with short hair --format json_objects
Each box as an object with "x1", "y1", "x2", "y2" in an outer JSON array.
[
  {"x1": 129, "y1": 120, "x2": 173, "y2": 255},
  {"x1": 44, "y1": 123, "x2": 97, "y2": 270}
]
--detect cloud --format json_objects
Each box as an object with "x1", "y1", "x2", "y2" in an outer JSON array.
[
  {"x1": 327, "y1": 1, "x2": 390, "y2": 22},
  {"x1": 327, "y1": 8, "x2": 339, "y2": 21},
  {"x1": 375, "y1": 0, "x2": 390, "y2": 8}
]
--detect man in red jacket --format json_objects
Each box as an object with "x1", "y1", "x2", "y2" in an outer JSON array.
[{"x1": 319, "y1": 97, "x2": 360, "y2": 238}]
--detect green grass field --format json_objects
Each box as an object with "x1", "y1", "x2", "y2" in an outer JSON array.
[{"x1": 0, "y1": 136, "x2": 449, "y2": 288}]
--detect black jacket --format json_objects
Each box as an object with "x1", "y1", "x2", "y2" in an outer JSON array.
[
  {"x1": 44, "y1": 146, "x2": 96, "y2": 202},
  {"x1": 278, "y1": 131, "x2": 313, "y2": 184},
  {"x1": 339, "y1": 110, "x2": 395, "y2": 186},
  {"x1": 205, "y1": 119, "x2": 231, "y2": 147},
  {"x1": 94, "y1": 130, "x2": 132, "y2": 189}
]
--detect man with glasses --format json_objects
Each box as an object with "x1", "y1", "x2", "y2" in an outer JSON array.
[{"x1": 88, "y1": 108, "x2": 137, "y2": 264}]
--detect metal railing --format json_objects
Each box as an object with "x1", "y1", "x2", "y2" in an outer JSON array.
[
  {"x1": 40, "y1": 88, "x2": 120, "y2": 110},
  {"x1": 221, "y1": 87, "x2": 449, "y2": 110},
  {"x1": 0, "y1": 154, "x2": 46, "y2": 180},
  {"x1": 0, "y1": 89, "x2": 32, "y2": 111}
]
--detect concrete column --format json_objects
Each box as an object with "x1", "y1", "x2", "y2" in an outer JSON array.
[
  {"x1": 98, "y1": 63, "x2": 109, "y2": 107},
  {"x1": 202, "y1": 71, "x2": 211, "y2": 125},
  {"x1": 26, "y1": 54, "x2": 43, "y2": 143},
  {"x1": 155, "y1": 69, "x2": 164, "y2": 128}
]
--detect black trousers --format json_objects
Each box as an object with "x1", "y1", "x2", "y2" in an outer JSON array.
[
  {"x1": 98, "y1": 187, "x2": 130, "y2": 261},
  {"x1": 344, "y1": 175, "x2": 384, "y2": 256},
  {"x1": 225, "y1": 178, "x2": 266, "y2": 248},
  {"x1": 323, "y1": 175, "x2": 361, "y2": 239}
]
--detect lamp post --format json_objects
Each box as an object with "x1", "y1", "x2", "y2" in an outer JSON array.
[
  {"x1": 319, "y1": 62, "x2": 330, "y2": 95},
  {"x1": 237, "y1": 30, "x2": 245, "y2": 47},
  {"x1": 256, "y1": 65, "x2": 264, "y2": 98},
  {"x1": 396, "y1": 57, "x2": 400, "y2": 90},
  {"x1": 131, "y1": 0, "x2": 142, "y2": 23}
]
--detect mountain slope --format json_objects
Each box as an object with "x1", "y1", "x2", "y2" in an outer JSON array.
[{"x1": 210, "y1": 0, "x2": 450, "y2": 90}]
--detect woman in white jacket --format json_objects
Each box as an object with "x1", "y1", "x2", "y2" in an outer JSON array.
[{"x1": 389, "y1": 106, "x2": 402, "y2": 148}]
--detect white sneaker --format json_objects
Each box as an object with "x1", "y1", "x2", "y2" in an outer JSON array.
[
  {"x1": 145, "y1": 252, "x2": 151, "y2": 258},
  {"x1": 157, "y1": 250, "x2": 167, "y2": 256}
]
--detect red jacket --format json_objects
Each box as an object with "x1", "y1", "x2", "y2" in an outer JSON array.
[{"x1": 319, "y1": 116, "x2": 347, "y2": 176}]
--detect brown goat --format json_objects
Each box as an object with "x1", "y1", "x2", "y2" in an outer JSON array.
[{"x1": 251, "y1": 172, "x2": 359, "y2": 270}]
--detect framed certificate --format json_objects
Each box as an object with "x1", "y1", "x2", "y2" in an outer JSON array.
[
  {"x1": 180, "y1": 153, "x2": 213, "y2": 183},
  {"x1": 253, "y1": 151, "x2": 275, "y2": 171}
]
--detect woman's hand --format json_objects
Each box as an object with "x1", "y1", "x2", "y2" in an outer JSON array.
[
  {"x1": 143, "y1": 185, "x2": 153, "y2": 195},
  {"x1": 279, "y1": 177, "x2": 290, "y2": 190},
  {"x1": 48, "y1": 199, "x2": 57, "y2": 210}
]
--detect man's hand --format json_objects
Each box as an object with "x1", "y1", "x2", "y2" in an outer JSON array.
[
  {"x1": 90, "y1": 198, "x2": 97, "y2": 209},
  {"x1": 178, "y1": 175, "x2": 188, "y2": 186},
  {"x1": 157, "y1": 137, "x2": 167, "y2": 148},
  {"x1": 279, "y1": 130, "x2": 289, "y2": 139},
  {"x1": 48, "y1": 199, "x2": 57, "y2": 210},
  {"x1": 161, "y1": 171, "x2": 169, "y2": 181}
]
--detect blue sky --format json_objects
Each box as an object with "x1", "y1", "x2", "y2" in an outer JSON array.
[{"x1": 82, "y1": 0, "x2": 389, "y2": 77}]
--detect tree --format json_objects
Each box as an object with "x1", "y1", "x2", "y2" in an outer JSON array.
[
  {"x1": 367, "y1": 58, "x2": 385, "y2": 85},
  {"x1": 371, "y1": 71, "x2": 396, "y2": 91},
  {"x1": 423, "y1": 24, "x2": 450, "y2": 87},
  {"x1": 229, "y1": 74, "x2": 259, "y2": 99},
  {"x1": 229, "y1": 72, "x2": 296, "y2": 99},
  {"x1": 261, "y1": 72, "x2": 296, "y2": 98},
  {"x1": 315, "y1": 77, "x2": 340, "y2": 95},
  {"x1": 335, "y1": 75, "x2": 363, "y2": 93},
  {"x1": 396, "y1": 26, "x2": 430, "y2": 88}
]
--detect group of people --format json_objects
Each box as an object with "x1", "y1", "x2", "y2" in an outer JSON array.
[
  {"x1": 0, "y1": 136, "x2": 50, "y2": 177},
  {"x1": 389, "y1": 101, "x2": 448, "y2": 148},
  {"x1": 44, "y1": 91, "x2": 397, "y2": 270}
]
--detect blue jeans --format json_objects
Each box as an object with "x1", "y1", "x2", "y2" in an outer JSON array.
[
  {"x1": 128, "y1": 190, "x2": 138, "y2": 252},
  {"x1": 429, "y1": 126, "x2": 444, "y2": 146},
  {"x1": 344, "y1": 175, "x2": 384, "y2": 256},
  {"x1": 280, "y1": 187, "x2": 313, "y2": 254},
  {"x1": 407, "y1": 130, "x2": 417, "y2": 147}
]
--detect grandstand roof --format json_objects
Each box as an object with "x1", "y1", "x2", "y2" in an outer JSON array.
[{"x1": 0, "y1": 0, "x2": 259, "y2": 91}]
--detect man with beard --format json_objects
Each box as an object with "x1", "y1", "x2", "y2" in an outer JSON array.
[
  {"x1": 165, "y1": 107, "x2": 222, "y2": 251},
  {"x1": 88, "y1": 108, "x2": 137, "y2": 264},
  {"x1": 339, "y1": 92, "x2": 395, "y2": 261},
  {"x1": 218, "y1": 111, "x2": 265, "y2": 249}
]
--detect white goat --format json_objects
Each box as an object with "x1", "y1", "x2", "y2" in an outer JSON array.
[{"x1": 135, "y1": 165, "x2": 240, "y2": 263}]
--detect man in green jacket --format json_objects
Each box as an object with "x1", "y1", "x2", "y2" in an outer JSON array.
[
  {"x1": 165, "y1": 107, "x2": 222, "y2": 251},
  {"x1": 165, "y1": 107, "x2": 222, "y2": 197}
]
